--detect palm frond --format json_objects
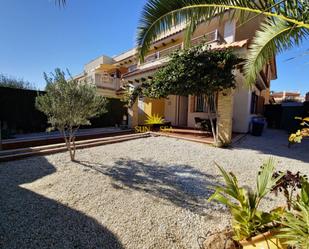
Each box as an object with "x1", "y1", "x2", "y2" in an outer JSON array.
[
  {"x1": 137, "y1": 0, "x2": 309, "y2": 61},
  {"x1": 244, "y1": 18, "x2": 309, "y2": 85},
  {"x1": 256, "y1": 158, "x2": 283, "y2": 199}
]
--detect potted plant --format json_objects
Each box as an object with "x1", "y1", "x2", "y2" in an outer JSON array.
[
  {"x1": 276, "y1": 179, "x2": 309, "y2": 249},
  {"x1": 208, "y1": 159, "x2": 285, "y2": 248}
]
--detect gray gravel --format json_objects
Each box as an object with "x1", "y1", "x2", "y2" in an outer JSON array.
[{"x1": 0, "y1": 129, "x2": 308, "y2": 249}]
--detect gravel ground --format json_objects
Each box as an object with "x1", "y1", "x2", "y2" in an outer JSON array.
[{"x1": 0, "y1": 129, "x2": 308, "y2": 249}]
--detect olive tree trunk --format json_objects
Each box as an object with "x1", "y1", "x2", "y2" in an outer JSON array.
[{"x1": 61, "y1": 126, "x2": 79, "y2": 161}]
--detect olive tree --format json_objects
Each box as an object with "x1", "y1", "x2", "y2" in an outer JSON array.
[
  {"x1": 130, "y1": 44, "x2": 240, "y2": 145},
  {"x1": 36, "y1": 69, "x2": 108, "y2": 161}
]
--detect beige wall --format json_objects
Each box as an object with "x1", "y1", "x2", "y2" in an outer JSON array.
[
  {"x1": 235, "y1": 15, "x2": 264, "y2": 42},
  {"x1": 164, "y1": 95, "x2": 178, "y2": 125},
  {"x1": 84, "y1": 55, "x2": 115, "y2": 73},
  {"x1": 233, "y1": 73, "x2": 252, "y2": 133},
  {"x1": 217, "y1": 89, "x2": 234, "y2": 145},
  {"x1": 96, "y1": 88, "x2": 121, "y2": 99}
]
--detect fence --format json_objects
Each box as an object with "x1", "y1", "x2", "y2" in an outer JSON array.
[
  {"x1": 0, "y1": 87, "x2": 127, "y2": 138},
  {"x1": 264, "y1": 102, "x2": 309, "y2": 132}
]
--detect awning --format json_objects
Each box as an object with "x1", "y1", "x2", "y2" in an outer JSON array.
[{"x1": 95, "y1": 64, "x2": 127, "y2": 74}]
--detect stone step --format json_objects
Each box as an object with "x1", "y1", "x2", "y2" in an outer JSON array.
[
  {"x1": 0, "y1": 132, "x2": 150, "y2": 162},
  {"x1": 1, "y1": 130, "x2": 133, "y2": 150}
]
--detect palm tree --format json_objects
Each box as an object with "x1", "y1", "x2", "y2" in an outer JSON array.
[{"x1": 137, "y1": 0, "x2": 309, "y2": 85}]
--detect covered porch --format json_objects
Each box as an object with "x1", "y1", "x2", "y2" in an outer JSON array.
[{"x1": 129, "y1": 89, "x2": 235, "y2": 145}]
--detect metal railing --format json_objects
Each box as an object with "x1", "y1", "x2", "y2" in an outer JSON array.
[
  {"x1": 144, "y1": 43, "x2": 182, "y2": 63},
  {"x1": 191, "y1": 30, "x2": 219, "y2": 46},
  {"x1": 142, "y1": 29, "x2": 219, "y2": 66}
]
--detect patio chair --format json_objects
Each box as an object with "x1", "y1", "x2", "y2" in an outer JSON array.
[{"x1": 194, "y1": 117, "x2": 203, "y2": 130}]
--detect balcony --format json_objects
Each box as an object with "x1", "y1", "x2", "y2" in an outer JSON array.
[
  {"x1": 140, "y1": 29, "x2": 220, "y2": 69},
  {"x1": 95, "y1": 74, "x2": 121, "y2": 90},
  {"x1": 191, "y1": 29, "x2": 219, "y2": 46}
]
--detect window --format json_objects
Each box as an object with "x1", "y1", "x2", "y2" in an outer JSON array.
[
  {"x1": 194, "y1": 94, "x2": 216, "y2": 113},
  {"x1": 128, "y1": 64, "x2": 137, "y2": 73},
  {"x1": 195, "y1": 94, "x2": 205, "y2": 112},
  {"x1": 208, "y1": 94, "x2": 216, "y2": 113},
  {"x1": 224, "y1": 21, "x2": 235, "y2": 43}
]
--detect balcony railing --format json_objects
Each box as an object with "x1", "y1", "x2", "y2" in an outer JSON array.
[
  {"x1": 141, "y1": 29, "x2": 219, "y2": 66},
  {"x1": 191, "y1": 29, "x2": 219, "y2": 46},
  {"x1": 144, "y1": 43, "x2": 182, "y2": 63},
  {"x1": 95, "y1": 74, "x2": 121, "y2": 90}
]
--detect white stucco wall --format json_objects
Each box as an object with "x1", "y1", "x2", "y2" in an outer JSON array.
[
  {"x1": 164, "y1": 95, "x2": 177, "y2": 125},
  {"x1": 84, "y1": 55, "x2": 115, "y2": 73},
  {"x1": 232, "y1": 73, "x2": 252, "y2": 133},
  {"x1": 187, "y1": 95, "x2": 217, "y2": 128}
]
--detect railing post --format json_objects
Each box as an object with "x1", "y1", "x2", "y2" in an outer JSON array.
[
  {"x1": 156, "y1": 51, "x2": 160, "y2": 60},
  {"x1": 215, "y1": 29, "x2": 218, "y2": 41}
]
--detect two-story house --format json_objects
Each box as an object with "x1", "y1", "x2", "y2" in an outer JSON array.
[{"x1": 75, "y1": 13, "x2": 277, "y2": 144}]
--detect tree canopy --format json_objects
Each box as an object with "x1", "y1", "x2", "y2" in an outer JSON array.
[
  {"x1": 0, "y1": 74, "x2": 35, "y2": 90},
  {"x1": 129, "y1": 44, "x2": 240, "y2": 145},
  {"x1": 133, "y1": 45, "x2": 240, "y2": 101},
  {"x1": 36, "y1": 69, "x2": 108, "y2": 161}
]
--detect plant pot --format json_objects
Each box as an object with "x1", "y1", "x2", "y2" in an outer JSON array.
[
  {"x1": 149, "y1": 124, "x2": 161, "y2": 132},
  {"x1": 239, "y1": 231, "x2": 286, "y2": 249}
]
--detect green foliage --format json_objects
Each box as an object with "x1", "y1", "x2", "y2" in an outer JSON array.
[
  {"x1": 277, "y1": 180, "x2": 309, "y2": 249},
  {"x1": 144, "y1": 45, "x2": 239, "y2": 98},
  {"x1": 130, "y1": 43, "x2": 239, "y2": 144},
  {"x1": 137, "y1": 0, "x2": 309, "y2": 85},
  {"x1": 208, "y1": 158, "x2": 283, "y2": 241},
  {"x1": 36, "y1": 68, "x2": 108, "y2": 161},
  {"x1": 289, "y1": 117, "x2": 309, "y2": 145},
  {"x1": 0, "y1": 74, "x2": 35, "y2": 90},
  {"x1": 244, "y1": 18, "x2": 308, "y2": 85}
]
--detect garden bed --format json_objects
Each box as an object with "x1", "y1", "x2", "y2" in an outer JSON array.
[{"x1": 0, "y1": 129, "x2": 308, "y2": 249}]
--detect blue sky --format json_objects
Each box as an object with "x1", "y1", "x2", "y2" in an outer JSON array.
[{"x1": 0, "y1": 0, "x2": 308, "y2": 95}]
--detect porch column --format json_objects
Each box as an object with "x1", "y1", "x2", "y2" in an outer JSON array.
[
  {"x1": 217, "y1": 89, "x2": 234, "y2": 145},
  {"x1": 128, "y1": 101, "x2": 139, "y2": 128}
]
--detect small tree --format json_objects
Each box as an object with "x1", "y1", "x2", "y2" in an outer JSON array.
[
  {"x1": 0, "y1": 73, "x2": 35, "y2": 90},
  {"x1": 131, "y1": 44, "x2": 240, "y2": 145},
  {"x1": 36, "y1": 69, "x2": 108, "y2": 161}
]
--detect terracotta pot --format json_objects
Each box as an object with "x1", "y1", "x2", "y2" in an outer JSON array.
[{"x1": 239, "y1": 231, "x2": 286, "y2": 249}]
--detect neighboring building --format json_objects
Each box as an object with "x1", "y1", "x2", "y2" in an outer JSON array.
[
  {"x1": 306, "y1": 92, "x2": 309, "y2": 102},
  {"x1": 75, "y1": 13, "x2": 277, "y2": 144},
  {"x1": 270, "y1": 91, "x2": 304, "y2": 103}
]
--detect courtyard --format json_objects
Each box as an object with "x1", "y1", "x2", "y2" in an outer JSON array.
[{"x1": 0, "y1": 129, "x2": 308, "y2": 249}]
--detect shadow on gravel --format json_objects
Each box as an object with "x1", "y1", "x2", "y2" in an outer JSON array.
[
  {"x1": 76, "y1": 158, "x2": 223, "y2": 215},
  {"x1": 0, "y1": 157, "x2": 124, "y2": 249},
  {"x1": 233, "y1": 129, "x2": 309, "y2": 163}
]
